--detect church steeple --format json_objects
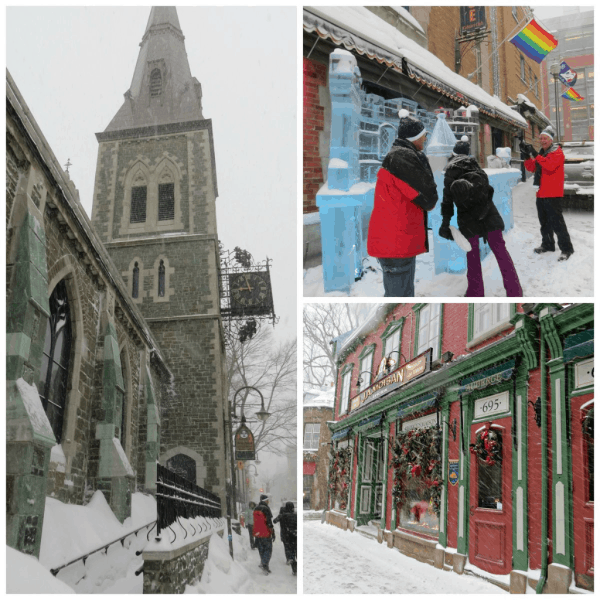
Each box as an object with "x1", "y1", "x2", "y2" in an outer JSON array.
[{"x1": 104, "y1": 6, "x2": 203, "y2": 132}]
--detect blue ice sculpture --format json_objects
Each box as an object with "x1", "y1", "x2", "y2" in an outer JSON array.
[{"x1": 317, "y1": 49, "x2": 374, "y2": 293}]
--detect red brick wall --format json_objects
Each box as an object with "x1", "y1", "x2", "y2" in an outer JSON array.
[{"x1": 303, "y1": 58, "x2": 327, "y2": 214}]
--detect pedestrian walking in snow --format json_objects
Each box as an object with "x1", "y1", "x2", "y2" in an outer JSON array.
[
  {"x1": 367, "y1": 108, "x2": 438, "y2": 297},
  {"x1": 274, "y1": 501, "x2": 297, "y2": 576},
  {"x1": 244, "y1": 501, "x2": 256, "y2": 550},
  {"x1": 521, "y1": 127, "x2": 574, "y2": 261},
  {"x1": 439, "y1": 136, "x2": 522, "y2": 297},
  {"x1": 253, "y1": 494, "x2": 275, "y2": 574}
]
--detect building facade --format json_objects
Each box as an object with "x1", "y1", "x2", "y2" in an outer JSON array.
[
  {"x1": 303, "y1": 387, "x2": 334, "y2": 510},
  {"x1": 540, "y1": 9, "x2": 594, "y2": 142},
  {"x1": 326, "y1": 303, "x2": 593, "y2": 593},
  {"x1": 90, "y1": 7, "x2": 228, "y2": 498},
  {"x1": 6, "y1": 6, "x2": 228, "y2": 560}
]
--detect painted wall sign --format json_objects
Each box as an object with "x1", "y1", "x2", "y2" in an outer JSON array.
[
  {"x1": 449, "y1": 460, "x2": 460, "y2": 486},
  {"x1": 234, "y1": 424, "x2": 255, "y2": 461},
  {"x1": 473, "y1": 391, "x2": 510, "y2": 420},
  {"x1": 350, "y1": 350, "x2": 431, "y2": 412}
]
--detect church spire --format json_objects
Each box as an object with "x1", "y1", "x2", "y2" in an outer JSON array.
[{"x1": 104, "y1": 6, "x2": 203, "y2": 132}]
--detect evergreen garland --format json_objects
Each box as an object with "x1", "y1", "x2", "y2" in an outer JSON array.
[
  {"x1": 336, "y1": 335, "x2": 367, "y2": 367},
  {"x1": 328, "y1": 447, "x2": 353, "y2": 510},
  {"x1": 391, "y1": 426, "x2": 442, "y2": 516},
  {"x1": 469, "y1": 426, "x2": 502, "y2": 466}
]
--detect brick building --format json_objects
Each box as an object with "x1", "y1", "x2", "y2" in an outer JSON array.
[
  {"x1": 6, "y1": 6, "x2": 228, "y2": 559},
  {"x1": 325, "y1": 303, "x2": 593, "y2": 593},
  {"x1": 539, "y1": 9, "x2": 594, "y2": 142},
  {"x1": 303, "y1": 386, "x2": 334, "y2": 510},
  {"x1": 303, "y1": 6, "x2": 549, "y2": 220}
]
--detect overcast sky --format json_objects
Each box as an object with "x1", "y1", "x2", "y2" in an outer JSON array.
[{"x1": 7, "y1": 6, "x2": 297, "y2": 345}]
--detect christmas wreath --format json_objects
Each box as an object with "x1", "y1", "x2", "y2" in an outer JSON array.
[
  {"x1": 391, "y1": 426, "x2": 442, "y2": 516},
  {"x1": 328, "y1": 447, "x2": 352, "y2": 510},
  {"x1": 469, "y1": 426, "x2": 502, "y2": 466}
]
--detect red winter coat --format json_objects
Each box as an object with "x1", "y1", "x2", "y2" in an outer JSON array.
[
  {"x1": 367, "y1": 139, "x2": 438, "y2": 259},
  {"x1": 524, "y1": 145, "x2": 564, "y2": 198},
  {"x1": 252, "y1": 503, "x2": 274, "y2": 538}
]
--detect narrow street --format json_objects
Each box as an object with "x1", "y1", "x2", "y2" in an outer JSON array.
[{"x1": 303, "y1": 518, "x2": 506, "y2": 594}]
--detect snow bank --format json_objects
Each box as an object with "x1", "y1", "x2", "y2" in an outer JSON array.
[
  {"x1": 6, "y1": 546, "x2": 75, "y2": 594},
  {"x1": 37, "y1": 491, "x2": 156, "y2": 594}
]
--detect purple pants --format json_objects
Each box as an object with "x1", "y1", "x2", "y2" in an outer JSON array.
[{"x1": 466, "y1": 230, "x2": 522, "y2": 297}]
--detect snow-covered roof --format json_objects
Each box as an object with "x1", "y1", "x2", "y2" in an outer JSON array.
[
  {"x1": 304, "y1": 7, "x2": 527, "y2": 129},
  {"x1": 389, "y1": 7, "x2": 425, "y2": 34},
  {"x1": 516, "y1": 93, "x2": 552, "y2": 126},
  {"x1": 337, "y1": 304, "x2": 386, "y2": 356},
  {"x1": 304, "y1": 386, "x2": 335, "y2": 408}
]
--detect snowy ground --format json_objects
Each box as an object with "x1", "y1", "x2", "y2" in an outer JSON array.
[
  {"x1": 188, "y1": 526, "x2": 297, "y2": 593},
  {"x1": 303, "y1": 519, "x2": 507, "y2": 594},
  {"x1": 303, "y1": 179, "x2": 593, "y2": 297}
]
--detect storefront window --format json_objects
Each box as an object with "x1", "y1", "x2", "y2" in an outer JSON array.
[
  {"x1": 398, "y1": 478, "x2": 440, "y2": 534},
  {"x1": 583, "y1": 407, "x2": 594, "y2": 502}
]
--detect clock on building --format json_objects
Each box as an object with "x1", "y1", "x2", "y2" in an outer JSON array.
[{"x1": 229, "y1": 271, "x2": 273, "y2": 316}]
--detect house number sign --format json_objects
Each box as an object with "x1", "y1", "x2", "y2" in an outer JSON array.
[{"x1": 474, "y1": 391, "x2": 509, "y2": 420}]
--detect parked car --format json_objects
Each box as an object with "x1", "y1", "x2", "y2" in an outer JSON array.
[{"x1": 562, "y1": 141, "x2": 594, "y2": 210}]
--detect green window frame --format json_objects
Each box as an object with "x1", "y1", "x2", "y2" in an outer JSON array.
[
  {"x1": 413, "y1": 304, "x2": 443, "y2": 361},
  {"x1": 339, "y1": 363, "x2": 354, "y2": 415},
  {"x1": 358, "y1": 343, "x2": 376, "y2": 391},
  {"x1": 467, "y1": 303, "x2": 516, "y2": 344},
  {"x1": 380, "y1": 318, "x2": 405, "y2": 375}
]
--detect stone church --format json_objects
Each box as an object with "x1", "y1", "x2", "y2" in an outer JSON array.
[{"x1": 6, "y1": 7, "x2": 228, "y2": 558}]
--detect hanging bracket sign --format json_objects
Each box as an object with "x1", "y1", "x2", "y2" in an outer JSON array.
[{"x1": 234, "y1": 424, "x2": 255, "y2": 461}]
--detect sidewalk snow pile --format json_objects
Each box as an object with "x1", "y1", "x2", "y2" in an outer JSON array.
[
  {"x1": 6, "y1": 546, "x2": 75, "y2": 594},
  {"x1": 304, "y1": 179, "x2": 593, "y2": 297},
  {"x1": 38, "y1": 490, "x2": 156, "y2": 593},
  {"x1": 186, "y1": 524, "x2": 297, "y2": 594}
]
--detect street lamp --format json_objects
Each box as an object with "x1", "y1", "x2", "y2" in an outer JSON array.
[
  {"x1": 550, "y1": 63, "x2": 562, "y2": 143},
  {"x1": 232, "y1": 386, "x2": 271, "y2": 423}
]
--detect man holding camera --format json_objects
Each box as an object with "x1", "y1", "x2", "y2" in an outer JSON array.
[{"x1": 521, "y1": 127, "x2": 574, "y2": 261}]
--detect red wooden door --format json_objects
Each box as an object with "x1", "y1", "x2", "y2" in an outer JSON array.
[
  {"x1": 571, "y1": 396, "x2": 594, "y2": 585},
  {"x1": 469, "y1": 418, "x2": 512, "y2": 574}
]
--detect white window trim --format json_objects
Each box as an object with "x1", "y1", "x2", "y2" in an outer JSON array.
[
  {"x1": 340, "y1": 370, "x2": 352, "y2": 415},
  {"x1": 417, "y1": 304, "x2": 441, "y2": 361},
  {"x1": 303, "y1": 422, "x2": 321, "y2": 451},
  {"x1": 469, "y1": 304, "x2": 512, "y2": 348},
  {"x1": 359, "y1": 351, "x2": 374, "y2": 391}
]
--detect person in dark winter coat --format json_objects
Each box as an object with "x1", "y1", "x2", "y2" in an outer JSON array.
[
  {"x1": 274, "y1": 502, "x2": 297, "y2": 575},
  {"x1": 253, "y1": 495, "x2": 275, "y2": 574},
  {"x1": 439, "y1": 136, "x2": 522, "y2": 297},
  {"x1": 367, "y1": 108, "x2": 438, "y2": 297},
  {"x1": 521, "y1": 127, "x2": 574, "y2": 261}
]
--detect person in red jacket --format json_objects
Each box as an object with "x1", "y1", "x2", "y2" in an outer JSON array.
[
  {"x1": 521, "y1": 127, "x2": 574, "y2": 261},
  {"x1": 253, "y1": 494, "x2": 275, "y2": 574},
  {"x1": 367, "y1": 109, "x2": 438, "y2": 296}
]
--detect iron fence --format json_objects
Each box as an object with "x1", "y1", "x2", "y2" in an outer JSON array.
[{"x1": 156, "y1": 464, "x2": 222, "y2": 536}]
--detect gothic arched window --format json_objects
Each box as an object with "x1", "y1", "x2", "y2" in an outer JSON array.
[
  {"x1": 39, "y1": 280, "x2": 72, "y2": 443},
  {"x1": 167, "y1": 454, "x2": 196, "y2": 484},
  {"x1": 150, "y1": 68, "x2": 162, "y2": 97},
  {"x1": 158, "y1": 170, "x2": 175, "y2": 221},
  {"x1": 130, "y1": 174, "x2": 147, "y2": 223},
  {"x1": 132, "y1": 262, "x2": 140, "y2": 299},
  {"x1": 158, "y1": 260, "x2": 166, "y2": 297}
]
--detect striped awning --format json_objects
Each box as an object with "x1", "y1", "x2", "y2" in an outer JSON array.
[
  {"x1": 395, "y1": 392, "x2": 438, "y2": 419},
  {"x1": 458, "y1": 359, "x2": 516, "y2": 394},
  {"x1": 331, "y1": 426, "x2": 352, "y2": 441},
  {"x1": 357, "y1": 413, "x2": 384, "y2": 431}
]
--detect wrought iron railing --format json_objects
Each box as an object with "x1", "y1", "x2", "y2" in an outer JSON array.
[
  {"x1": 156, "y1": 464, "x2": 222, "y2": 537},
  {"x1": 49, "y1": 520, "x2": 156, "y2": 577}
]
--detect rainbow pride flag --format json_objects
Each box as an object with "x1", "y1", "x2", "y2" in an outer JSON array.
[
  {"x1": 510, "y1": 19, "x2": 558, "y2": 63},
  {"x1": 562, "y1": 88, "x2": 585, "y2": 101}
]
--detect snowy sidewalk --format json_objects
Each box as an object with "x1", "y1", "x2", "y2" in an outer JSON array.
[
  {"x1": 188, "y1": 527, "x2": 297, "y2": 594},
  {"x1": 304, "y1": 179, "x2": 593, "y2": 297},
  {"x1": 303, "y1": 519, "x2": 507, "y2": 594}
]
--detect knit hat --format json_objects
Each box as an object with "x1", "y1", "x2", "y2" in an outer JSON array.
[
  {"x1": 397, "y1": 108, "x2": 426, "y2": 142},
  {"x1": 452, "y1": 135, "x2": 470, "y2": 156},
  {"x1": 540, "y1": 127, "x2": 555, "y2": 140},
  {"x1": 260, "y1": 494, "x2": 269, "y2": 502}
]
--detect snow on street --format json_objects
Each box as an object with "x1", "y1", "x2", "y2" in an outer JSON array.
[
  {"x1": 304, "y1": 178, "x2": 593, "y2": 297},
  {"x1": 303, "y1": 518, "x2": 506, "y2": 594},
  {"x1": 188, "y1": 526, "x2": 297, "y2": 594}
]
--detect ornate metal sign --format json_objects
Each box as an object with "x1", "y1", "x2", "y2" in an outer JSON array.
[
  {"x1": 234, "y1": 424, "x2": 255, "y2": 461},
  {"x1": 219, "y1": 246, "x2": 277, "y2": 334},
  {"x1": 460, "y1": 6, "x2": 486, "y2": 35}
]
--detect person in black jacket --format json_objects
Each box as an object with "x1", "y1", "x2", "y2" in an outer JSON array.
[
  {"x1": 274, "y1": 501, "x2": 297, "y2": 575},
  {"x1": 439, "y1": 136, "x2": 522, "y2": 297}
]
